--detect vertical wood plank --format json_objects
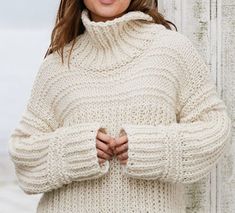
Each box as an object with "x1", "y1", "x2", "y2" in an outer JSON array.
[
  {"x1": 208, "y1": 1, "x2": 220, "y2": 212},
  {"x1": 218, "y1": 0, "x2": 235, "y2": 212}
]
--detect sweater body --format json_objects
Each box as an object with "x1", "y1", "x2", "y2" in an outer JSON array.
[
  {"x1": 8, "y1": 8, "x2": 232, "y2": 213},
  {"x1": 37, "y1": 30, "x2": 185, "y2": 212}
]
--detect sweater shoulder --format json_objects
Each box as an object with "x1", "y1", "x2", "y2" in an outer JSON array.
[
  {"x1": 156, "y1": 29, "x2": 207, "y2": 65},
  {"x1": 28, "y1": 52, "x2": 63, "y2": 108},
  {"x1": 151, "y1": 27, "x2": 207, "y2": 70},
  {"x1": 33, "y1": 51, "x2": 64, "y2": 87},
  {"x1": 39, "y1": 51, "x2": 63, "y2": 76},
  {"x1": 153, "y1": 27, "x2": 196, "y2": 54},
  {"x1": 150, "y1": 27, "x2": 211, "y2": 84}
]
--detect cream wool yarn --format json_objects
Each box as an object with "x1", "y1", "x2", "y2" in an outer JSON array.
[{"x1": 8, "y1": 8, "x2": 232, "y2": 213}]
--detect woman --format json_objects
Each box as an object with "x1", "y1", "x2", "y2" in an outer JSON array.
[{"x1": 8, "y1": 0, "x2": 232, "y2": 212}]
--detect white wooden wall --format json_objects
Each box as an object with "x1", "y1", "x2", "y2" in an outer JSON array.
[{"x1": 158, "y1": 0, "x2": 235, "y2": 212}]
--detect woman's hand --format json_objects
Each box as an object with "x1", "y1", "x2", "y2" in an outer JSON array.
[
  {"x1": 96, "y1": 128, "x2": 116, "y2": 165},
  {"x1": 114, "y1": 129, "x2": 129, "y2": 165}
]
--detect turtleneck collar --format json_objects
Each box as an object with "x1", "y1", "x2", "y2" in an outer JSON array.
[
  {"x1": 81, "y1": 8, "x2": 154, "y2": 49},
  {"x1": 70, "y1": 8, "x2": 166, "y2": 71}
]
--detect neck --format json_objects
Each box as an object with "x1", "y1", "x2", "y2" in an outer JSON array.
[{"x1": 70, "y1": 8, "x2": 165, "y2": 71}]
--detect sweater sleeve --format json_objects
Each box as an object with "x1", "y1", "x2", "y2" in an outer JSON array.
[
  {"x1": 8, "y1": 56, "x2": 109, "y2": 195},
  {"x1": 120, "y1": 34, "x2": 232, "y2": 184}
]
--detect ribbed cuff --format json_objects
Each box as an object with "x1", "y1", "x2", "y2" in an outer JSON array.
[
  {"x1": 120, "y1": 123, "x2": 181, "y2": 181},
  {"x1": 48, "y1": 122, "x2": 109, "y2": 188}
]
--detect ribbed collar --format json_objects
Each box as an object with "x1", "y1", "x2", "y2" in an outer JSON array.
[{"x1": 71, "y1": 8, "x2": 165, "y2": 71}]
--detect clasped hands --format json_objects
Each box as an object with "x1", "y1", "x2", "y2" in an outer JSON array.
[{"x1": 96, "y1": 127, "x2": 128, "y2": 166}]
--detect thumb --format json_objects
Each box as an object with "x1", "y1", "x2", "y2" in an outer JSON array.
[{"x1": 109, "y1": 136, "x2": 116, "y2": 151}]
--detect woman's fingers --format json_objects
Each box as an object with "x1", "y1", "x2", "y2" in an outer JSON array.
[
  {"x1": 97, "y1": 147, "x2": 113, "y2": 160},
  {"x1": 115, "y1": 135, "x2": 128, "y2": 147},
  {"x1": 108, "y1": 137, "x2": 116, "y2": 151},
  {"x1": 119, "y1": 159, "x2": 128, "y2": 165},
  {"x1": 96, "y1": 129, "x2": 111, "y2": 144},
  {"x1": 95, "y1": 128, "x2": 129, "y2": 166},
  {"x1": 98, "y1": 157, "x2": 106, "y2": 165},
  {"x1": 116, "y1": 151, "x2": 128, "y2": 160},
  {"x1": 96, "y1": 129, "x2": 114, "y2": 165},
  {"x1": 117, "y1": 151, "x2": 129, "y2": 165},
  {"x1": 97, "y1": 128, "x2": 116, "y2": 151},
  {"x1": 114, "y1": 142, "x2": 128, "y2": 155},
  {"x1": 119, "y1": 128, "x2": 127, "y2": 137},
  {"x1": 115, "y1": 134, "x2": 129, "y2": 165},
  {"x1": 96, "y1": 138, "x2": 113, "y2": 155}
]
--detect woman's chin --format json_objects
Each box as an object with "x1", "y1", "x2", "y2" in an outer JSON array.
[
  {"x1": 92, "y1": 7, "x2": 123, "y2": 21},
  {"x1": 85, "y1": 0, "x2": 130, "y2": 22}
]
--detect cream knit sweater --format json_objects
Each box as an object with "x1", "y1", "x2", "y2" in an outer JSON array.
[{"x1": 8, "y1": 8, "x2": 232, "y2": 213}]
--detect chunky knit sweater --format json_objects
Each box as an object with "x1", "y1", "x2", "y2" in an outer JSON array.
[{"x1": 8, "y1": 8, "x2": 232, "y2": 213}]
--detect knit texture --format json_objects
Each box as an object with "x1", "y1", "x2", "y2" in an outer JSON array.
[{"x1": 8, "y1": 8, "x2": 232, "y2": 213}]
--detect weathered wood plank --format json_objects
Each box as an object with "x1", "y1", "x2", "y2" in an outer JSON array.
[{"x1": 219, "y1": 0, "x2": 235, "y2": 212}]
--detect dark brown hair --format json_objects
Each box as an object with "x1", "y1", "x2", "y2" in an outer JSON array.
[{"x1": 44, "y1": 0, "x2": 177, "y2": 66}]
